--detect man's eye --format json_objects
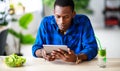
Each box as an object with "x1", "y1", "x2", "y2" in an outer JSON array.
[
  {"x1": 64, "y1": 16, "x2": 69, "y2": 18},
  {"x1": 56, "y1": 16, "x2": 60, "y2": 18}
]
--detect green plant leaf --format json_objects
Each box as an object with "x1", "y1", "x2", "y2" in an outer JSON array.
[
  {"x1": 8, "y1": 29, "x2": 20, "y2": 38},
  {"x1": 21, "y1": 34, "x2": 35, "y2": 44},
  {"x1": 8, "y1": 29, "x2": 35, "y2": 44},
  {"x1": 43, "y1": 0, "x2": 55, "y2": 8},
  {"x1": 19, "y1": 13, "x2": 33, "y2": 29},
  {"x1": 8, "y1": 13, "x2": 34, "y2": 44}
]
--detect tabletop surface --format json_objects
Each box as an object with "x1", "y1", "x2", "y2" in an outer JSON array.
[{"x1": 0, "y1": 56, "x2": 120, "y2": 71}]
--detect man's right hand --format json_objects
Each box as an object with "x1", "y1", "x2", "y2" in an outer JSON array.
[{"x1": 35, "y1": 49, "x2": 56, "y2": 61}]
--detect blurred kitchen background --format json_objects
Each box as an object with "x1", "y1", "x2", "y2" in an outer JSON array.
[{"x1": 0, "y1": 0, "x2": 120, "y2": 58}]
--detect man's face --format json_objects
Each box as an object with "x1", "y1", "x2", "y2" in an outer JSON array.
[{"x1": 54, "y1": 5, "x2": 75, "y2": 31}]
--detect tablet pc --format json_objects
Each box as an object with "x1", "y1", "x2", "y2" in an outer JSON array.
[{"x1": 43, "y1": 45, "x2": 68, "y2": 53}]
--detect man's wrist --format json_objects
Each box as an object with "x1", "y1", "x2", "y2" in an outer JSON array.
[
  {"x1": 75, "y1": 53, "x2": 87, "y2": 64},
  {"x1": 75, "y1": 55, "x2": 82, "y2": 64}
]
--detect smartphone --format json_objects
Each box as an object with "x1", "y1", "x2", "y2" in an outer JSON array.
[{"x1": 43, "y1": 45, "x2": 68, "y2": 53}]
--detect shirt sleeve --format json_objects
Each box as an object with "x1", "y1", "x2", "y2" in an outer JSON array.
[
  {"x1": 80, "y1": 15, "x2": 98, "y2": 60},
  {"x1": 32, "y1": 18, "x2": 46, "y2": 57}
]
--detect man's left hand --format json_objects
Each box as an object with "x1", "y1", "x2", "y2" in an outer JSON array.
[{"x1": 51, "y1": 48, "x2": 77, "y2": 62}]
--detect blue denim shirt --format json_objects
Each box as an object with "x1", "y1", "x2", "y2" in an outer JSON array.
[{"x1": 32, "y1": 14, "x2": 98, "y2": 60}]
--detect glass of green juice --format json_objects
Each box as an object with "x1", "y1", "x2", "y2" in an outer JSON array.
[{"x1": 98, "y1": 48, "x2": 107, "y2": 68}]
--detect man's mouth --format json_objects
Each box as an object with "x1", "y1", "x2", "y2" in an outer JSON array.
[{"x1": 60, "y1": 25, "x2": 65, "y2": 29}]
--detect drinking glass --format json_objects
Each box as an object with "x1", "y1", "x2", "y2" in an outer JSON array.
[{"x1": 98, "y1": 48, "x2": 107, "y2": 68}]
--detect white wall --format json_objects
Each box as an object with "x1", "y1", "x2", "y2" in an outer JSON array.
[
  {"x1": 89, "y1": 0, "x2": 120, "y2": 58},
  {"x1": 94, "y1": 29, "x2": 120, "y2": 58},
  {"x1": 88, "y1": 0, "x2": 104, "y2": 28}
]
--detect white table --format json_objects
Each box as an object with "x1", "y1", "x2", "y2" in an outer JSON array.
[{"x1": 0, "y1": 56, "x2": 120, "y2": 71}]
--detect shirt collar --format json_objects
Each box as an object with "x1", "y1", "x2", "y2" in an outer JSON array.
[
  {"x1": 73, "y1": 15, "x2": 80, "y2": 25},
  {"x1": 51, "y1": 16, "x2": 56, "y2": 24}
]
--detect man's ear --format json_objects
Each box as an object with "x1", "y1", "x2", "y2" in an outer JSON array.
[{"x1": 72, "y1": 11, "x2": 76, "y2": 17}]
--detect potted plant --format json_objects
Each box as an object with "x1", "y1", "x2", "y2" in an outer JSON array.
[
  {"x1": 8, "y1": 13, "x2": 35, "y2": 56},
  {"x1": 0, "y1": 0, "x2": 35, "y2": 56}
]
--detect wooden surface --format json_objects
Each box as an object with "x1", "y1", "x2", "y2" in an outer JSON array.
[{"x1": 0, "y1": 56, "x2": 120, "y2": 71}]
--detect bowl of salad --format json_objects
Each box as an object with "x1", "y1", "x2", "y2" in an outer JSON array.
[{"x1": 4, "y1": 54, "x2": 26, "y2": 67}]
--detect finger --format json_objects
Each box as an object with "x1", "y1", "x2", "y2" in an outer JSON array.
[
  {"x1": 44, "y1": 55, "x2": 54, "y2": 61},
  {"x1": 57, "y1": 49, "x2": 69, "y2": 59},
  {"x1": 51, "y1": 50, "x2": 58, "y2": 55},
  {"x1": 52, "y1": 50, "x2": 68, "y2": 60},
  {"x1": 51, "y1": 51, "x2": 57, "y2": 57},
  {"x1": 52, "y1": 50, "x2": 58, "y2": 53},
  {"x1": 57, "y1": 48, "x2": 68, "y2": 55},
  {"x1": 52, "y1": 51, "x2": 61, "y2": 59},
  {"x1": 50, "y1": 56, "x2": 56, "y2": 61},
  {"x1": 64, "y1": 53, "x2": 69, "y2": 58},
  {"x1": 51, "y1": 52, "x2": 54, "y2": 56},
  {"x1": 57, "y1": 52, "x2": 69, "y2": 61},
  {"x1": 55, "y1": 51, "x2": 65, "y2": 58},
  {"x1": 52, "y1": 50, "x2": 65, "y2": 55},
  {"x1": 44, "y1": 55, "x2": 50, "y2": 60},
  {"x1": 68, "y1": 48, "x2": 74, "y2": 54},
  {"x1": 42, "y1": 49, "x2": 47, "y2": 58},
  {"x1": 48, "y1": 55, "x2": 56, "y2": 61}
]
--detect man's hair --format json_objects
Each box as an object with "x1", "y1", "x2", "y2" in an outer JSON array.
[{"x1": 54, "y1": 0, "x2": 74, "y2": 11}]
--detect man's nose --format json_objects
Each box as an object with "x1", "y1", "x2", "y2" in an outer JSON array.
[{"x1": 60, "y1": 18, "x2": 64, "y2": 24}]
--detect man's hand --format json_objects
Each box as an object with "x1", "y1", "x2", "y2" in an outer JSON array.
[
  {"x1": 42, "y1": 49, "x2": 56, "y2": 61},
  {"x1": 35, "y1": 49, "x2": 56, "y2": 61},
  {"x1": 35, "y1": 48, "x2": 87, "y2": 63},
  {"x1": 51, "y1": 48, "x2": 77, "y2": 62}
]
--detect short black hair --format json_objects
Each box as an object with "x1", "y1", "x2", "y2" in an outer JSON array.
[{"x1": 54, "y1": 0, "x2": 74, "y2": 11}]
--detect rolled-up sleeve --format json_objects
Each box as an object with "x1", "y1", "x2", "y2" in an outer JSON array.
[
  {"x1": 80, "y1": 16, "x2": 98, "y2": 60},
  {"x1": 32, "y1": 18, "x2": 46, "y2": 57}
]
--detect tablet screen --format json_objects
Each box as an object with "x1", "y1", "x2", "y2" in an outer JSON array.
[{"x1": 43, "y1": 45, "x2": 68, "y2": 53}]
